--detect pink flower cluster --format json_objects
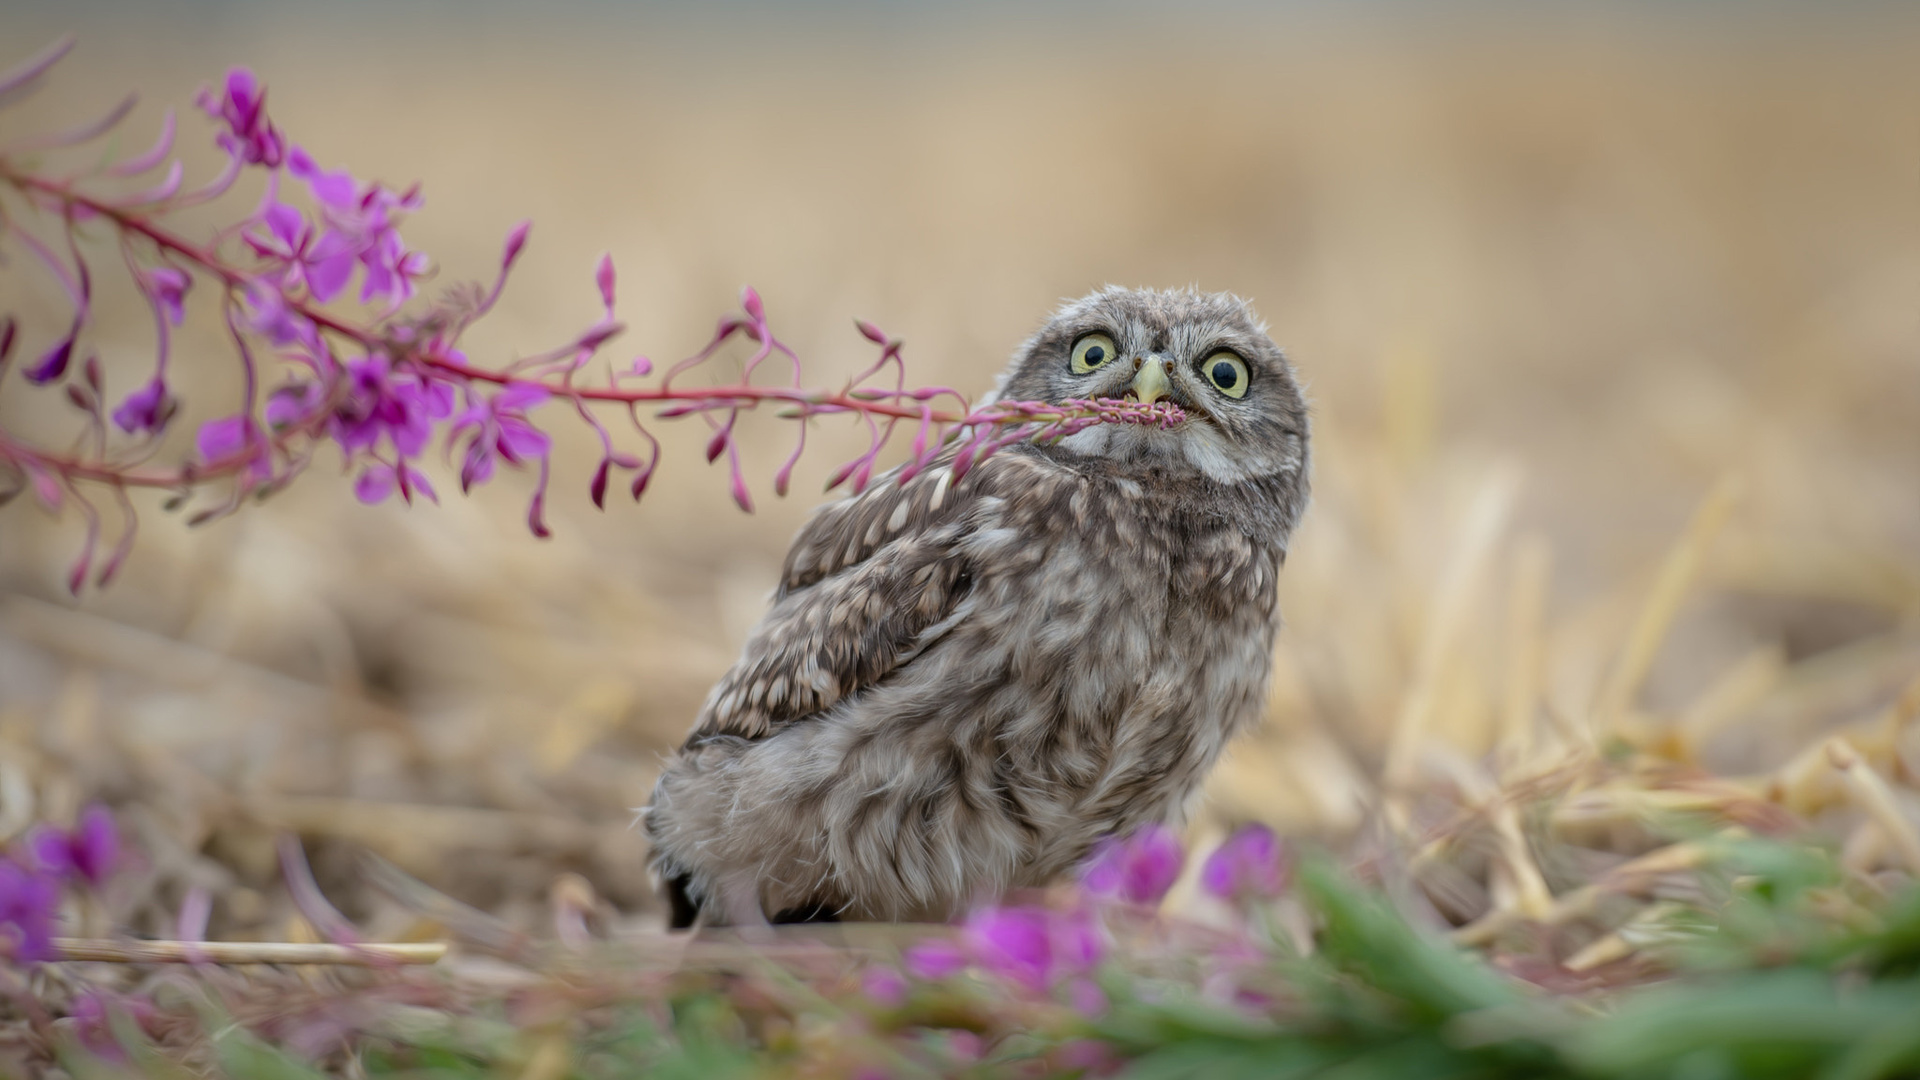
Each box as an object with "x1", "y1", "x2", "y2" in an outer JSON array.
[
  {"x1": 0, "y1": 804, "x2": 121, "y2": 963},
  {"x1": 879, "y1": 823, "x2": 1291, "y2": 1016},
  {"x1": 0, "y1": 40, "x2": 1184, "y2": 594}
]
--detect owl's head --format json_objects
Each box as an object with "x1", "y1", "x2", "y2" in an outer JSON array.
[{"x1": 996, "y1": 287, "x2": 1309, "y2": 487}]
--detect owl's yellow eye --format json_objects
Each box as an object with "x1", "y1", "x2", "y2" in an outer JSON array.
[
  {"x1": 1069, "y1": 334, "x2": 1119, "y2": 375},
  {"x1": 1201, "y1": 352, "x2": 1250, "y2": 399}
]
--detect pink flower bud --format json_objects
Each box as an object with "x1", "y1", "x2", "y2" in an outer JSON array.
[
  {"x1": 740, "y1": 286, "x2": 764, "y2": 322},
  {"x1": 501, "y1": 221, "x2": 532, "y2": 271},
  {"x1": 589, "y1": 458, "x2": 611, "y2": 509},
  {"x1": 855, "y1": 319, "x2": 888, "y2": 345},
  {"x1": 24, "y1": 335, "x2": 73, "y2": 385},
  {"x1": 594, "y1": 254, "x2": 617, "y2": 314},
  {"x1": 729, "y1": 467, "x2": 754, "y2": 513}
]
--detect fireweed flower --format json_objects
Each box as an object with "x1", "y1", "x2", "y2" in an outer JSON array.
[
  {"x1": 195, "y1": 414, "x2": 274, "y2": 489},
  {"x1": 1200, "y1": 823, "x2": 1292, "y2": 903},
  {"x1": 0, "y1": 857, "x2": 59, "y2": 963},
  {"x1": 287, "y1": 146, "x2": 356, "y2": 209},
  {"x1": 245, "y1": 201, "x2": 356, "y2": 302},
  {"x1": 3, "y1": 49, "x2": 1188, "y2": 605},
  {"x1": 196, "y1": 68, "x2": 285, "y2": 166},
  {"x1": 111, "y1": 376, "x2": 176, "y2": 435},
  {"x1": 141, "y1": 266, "x2": 190, "y2": 327},
  {"x1": 1081, "y1": 824, "x2": 1185, "y2": 906},
  {"x1": 963, "y1": 903, "x2": 1108, "y2": 993},
  {"x1": 354, "y1": 460, "x2": 437, "y2": 506},
  {"x1": 330, "y1": 354, "x2": 455, "y2": 460},
  {"x1": 31, "y1": 803, "x2": 119, "y2": 886},
  {"x1": 451, "y1": 381, "x2": 551, "y2": 492},
  {"x1": 265, "y1": 380, "x2": 327, "y2": 431},
  {"x1": 241, "y1": 278, "x2": 317, "y2": 348}
]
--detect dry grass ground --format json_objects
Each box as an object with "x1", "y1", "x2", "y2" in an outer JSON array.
[{"x1": 2, "y1": 5, "x2": 1917, "y2": 959}]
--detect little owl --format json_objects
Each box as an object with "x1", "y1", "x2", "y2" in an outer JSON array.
[{"x1": 645, "y1": 286, "x2": 1310, "y2": 926}]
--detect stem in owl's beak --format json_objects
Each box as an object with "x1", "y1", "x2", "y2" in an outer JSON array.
[{"x1": 1127, "y1": 357, "x2": 1174, "y2": 405}]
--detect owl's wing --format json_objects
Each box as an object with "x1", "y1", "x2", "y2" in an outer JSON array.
[{"x1": 684, "y1": 451, "x2": 1027, "y2": 744}]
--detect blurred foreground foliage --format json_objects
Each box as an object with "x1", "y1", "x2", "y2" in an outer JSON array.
[{"x1": 25, "y1": 835, "x2": 1920, "y2": 1080}]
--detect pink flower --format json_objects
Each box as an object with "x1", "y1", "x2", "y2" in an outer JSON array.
[
  {"x1": 0, "y1": 857, "x2": 59, "y2": 963},
  {"x1": 451, "y1": 382, "x2": 551, "y2": 492},
  {"x1": 23, "y1": 334, "x2": 73, "y2": 384},
  {"x1": 1067, "y1": 977, "x2": 1109, "y2": 1017},
  {"x1": 354, "y1": 460, "x2": 437, "y2": 506},
  {"x1": 902, "y1": 938, "x2": 967, "y2": 980},
  {"x1": 288, "y1": 146, "x2": 357, "y2": 209},
  {"x1": 241, "y1": 279, "x2": 315, "y2": 347},
  {"x1": 264, "y1": 381, "x2": 326, "y2": 430},
  {"x1": 861, "y1": 965, "x2": 909, "y2": 1008},
  {"x1": 141, "y1": 266, "x2": 190, "y2": 326},
  {"x1": 1081, "y1": 824, "x2": 1185, "y2": 906},
  {"x1": 966, "y1": 906, "x2": 1053, "y2": 990},
  {"x1": 196, "y1": 68, "x2": 284, "y2": 167},
  {"x1": 197, "y1": 414, "x2": 252, "y2": 459},
  {"x1": 329, "y1": 355, "x2": 455, "y2": 459},
  {"x1": 31, "y1": 804, "x2": 119, "y2": 887},
  {"x1": 963, "y1": 903, "x2": 1107, "y2": 993},
  {"x1": 1200, "y1": 824, "x2": 1292, "y2": 902},
  {"x1": 111, "y1": 377, "x2": 176, "y2": 435},
  {"x1": 195, "y1": 415, "x2": 273, "y2": 487},
  {"x1": 357, "y1": 225, "x2": 429, "y2": 307},
  {"x1": 245, "y1": 202, "x2": 356, "y2": 303}
]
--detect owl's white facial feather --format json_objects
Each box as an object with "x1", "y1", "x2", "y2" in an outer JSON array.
[{"x1": 996, "y1": 286, "x2": 1309, "y2": 487}]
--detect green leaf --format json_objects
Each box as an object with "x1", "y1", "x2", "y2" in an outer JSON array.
[{"x1": 1296, "y1": 857, "x2": 1519, "y2": 1021}]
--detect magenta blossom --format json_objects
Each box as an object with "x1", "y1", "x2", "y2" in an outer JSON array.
[
  {"x1": 241, "y1": 278, "x2": 316, "y2": 347},
  {"x1": 1200, "y1": 823, "x2": 1292, "y2": 902},
  {"x1": 0, "y1": 857, "x2": 59, "y2": 963},
  {"x1": 452, "y1": 382, "x2": 551, "y2": 492},
  {"x1": 141, "y1": 266, "x2": 190, "y2": 326},
  {"x1": 861, "y1": 965, "x2": 909, "y2": 1008},
  {"x1": 329, "y1": 354, "x2": 455, "y2": 459},
  {"x1": 245, "y1": 201, "x2": 356, "y2": 303},
  {"x1": 264, "y1": 380, "x2": 326, "y2": 430},
  {"x1": 1080, "y1": 824, "x2": 1185, "y2": 906},
  {"x1": 32, "y1": 804, "x2": 119, "y2": 886},
  {"x1": 963, "y1": 903, "x2": 1108, "y2": 993},
  {"x1": 195, "y1": 414, "x2": 274, "y2": 488},
  {"x1": 111, "y1": 376, "x2": 175, "y2": 434},
  {"x1": 357, "y1": 223, "x2": 429, "y2": 308},
  {"x1": 903, "y1": 937, "x2": 968, "y2": 981},
  {"x1": 287, "y1": 146, "x2": 356, "y2": 210},
  {"x1": 196, "y1": 68, "x2": 284, "y2": 167},
  {"x1": 23, "y1": 334, "x2": 74, "y2": 385},
  {"x1": 354, "y1": 460, "x2": 437, "y2": 506},
  {"x1": 197, "y1": 414, "x2": 257, "y2": 460}
]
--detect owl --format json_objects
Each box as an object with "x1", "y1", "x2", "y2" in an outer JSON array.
[{"x1": 644, "y1": 286, "x2": 1310, "y2": 927}]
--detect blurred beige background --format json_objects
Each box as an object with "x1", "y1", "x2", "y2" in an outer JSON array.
[{"x1": 2, "y1": 4, "x2": 1917, "y2": 932}]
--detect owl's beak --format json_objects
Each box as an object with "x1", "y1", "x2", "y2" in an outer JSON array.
[{"x1": 1126, "y1": 357, "x2": 1174, "y2": 405}]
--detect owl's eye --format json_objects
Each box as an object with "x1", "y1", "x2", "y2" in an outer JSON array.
[
  {"x1": 1201, "y1": 352, "x2": 1250, "y2": 399},
  {"x1": 1069, "y1": 334, "x2": 1119, "y2": 375}
]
